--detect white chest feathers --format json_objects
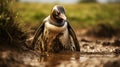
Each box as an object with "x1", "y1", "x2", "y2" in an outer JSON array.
[{"x1": 45, "y1": 21, "x2": 68, "y2": 33}]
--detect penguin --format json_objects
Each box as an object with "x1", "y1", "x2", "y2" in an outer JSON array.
[{"x1": 31, "y1": 5, "x2": 80, "y2": 53}]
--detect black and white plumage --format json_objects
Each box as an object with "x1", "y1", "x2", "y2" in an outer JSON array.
[{"x1": 31, "y1": 5, "x2": 80, "y2": 53}]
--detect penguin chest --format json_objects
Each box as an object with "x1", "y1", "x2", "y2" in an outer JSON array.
[{"x1": 44, "y1": 21, "x2": 68, "y2": 40}]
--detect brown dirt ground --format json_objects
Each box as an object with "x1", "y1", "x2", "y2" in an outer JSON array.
[{"x1": 0, "y1": 25, "x2": 120, "y2": 67}]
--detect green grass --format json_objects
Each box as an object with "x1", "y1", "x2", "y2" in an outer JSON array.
[{"x1": 16, "y1": 3, "x2": 120, "y2": 28}]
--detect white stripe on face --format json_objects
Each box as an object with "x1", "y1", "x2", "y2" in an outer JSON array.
[{"x1": 52, "y1": 5, "x2": 58, "y2": 12}]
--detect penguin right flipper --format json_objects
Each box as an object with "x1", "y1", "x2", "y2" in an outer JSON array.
[
  {"x1": 67, "y1": 21, "x2": 80, "y2": 52},
  {"x1": 31, "y1": 21, "x2": 45, "y2": 50}
]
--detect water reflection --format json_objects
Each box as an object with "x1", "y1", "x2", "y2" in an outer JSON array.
[
  {"x1": 23, "y1": 51, "x2": 118, "y2": 67},
  {"x1": 38, "y1": 52, "x2": 80, "y2": 67}
]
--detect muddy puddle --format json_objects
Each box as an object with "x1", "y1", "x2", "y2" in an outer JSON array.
[
  {"x1": 22, "y1": 51, "x2": 119, "y2": 67},
  {"x1": 1, "y1": 35, "x2": 120, "y2": 67},
  {"x1": 21, "y1": 38, "x2": 120, "y2": 67},
  {"x1": 0, "y1": 44, "x2": 120, "y2": 67}
]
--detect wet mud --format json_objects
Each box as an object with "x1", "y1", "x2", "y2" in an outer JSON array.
[{"x1": 0, "y1": 26, "x2": 120, "y2": 67}]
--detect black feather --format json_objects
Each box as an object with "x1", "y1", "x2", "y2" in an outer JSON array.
[
  {"x1": 31, "y1": 21, "x2": 45, "y2": 50},
  {"x1": 67, "y1": 20, "x2": 80, "y2": 51}
]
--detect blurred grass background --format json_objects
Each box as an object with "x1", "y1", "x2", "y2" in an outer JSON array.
[{"x1": 16, "y1": 3, "x2": 120, "y2": 29}]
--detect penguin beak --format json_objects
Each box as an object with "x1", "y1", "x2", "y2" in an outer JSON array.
[{"x1": 59, "y1": 13, "x2": 66, "y2": 20}]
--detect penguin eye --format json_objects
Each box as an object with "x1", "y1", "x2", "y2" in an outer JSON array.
[{"x1": 55, "y1": 11, "x2": 60, "y2": 16}]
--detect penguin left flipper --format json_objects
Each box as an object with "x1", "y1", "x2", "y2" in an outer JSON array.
[
  {"x1": 31, "y1": 21, "x2": 45, "y2": 50},
  {"x1": 67, "y1": 21, "x2": 80, "y2": 51}
]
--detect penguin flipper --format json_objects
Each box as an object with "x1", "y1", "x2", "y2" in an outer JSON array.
[
  {"x1": 31, "y1": 21, "x2": 45, "y2": 49},
  {"x1": 67, "y1": 21, "x2": 80, "y2": 51}
]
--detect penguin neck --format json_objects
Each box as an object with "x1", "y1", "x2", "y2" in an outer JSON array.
[{"x1": 49, "y1": 15, "x2": 65, "y2": 27}]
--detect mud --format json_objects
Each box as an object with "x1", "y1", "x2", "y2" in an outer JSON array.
[{"x1": 0, "y1": 25, "x2": 120, "y2": 67}]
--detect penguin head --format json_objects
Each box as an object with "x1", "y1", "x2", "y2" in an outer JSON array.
[{"x1": 50, "y1": 5, "x2": 67, "y2": 23}]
